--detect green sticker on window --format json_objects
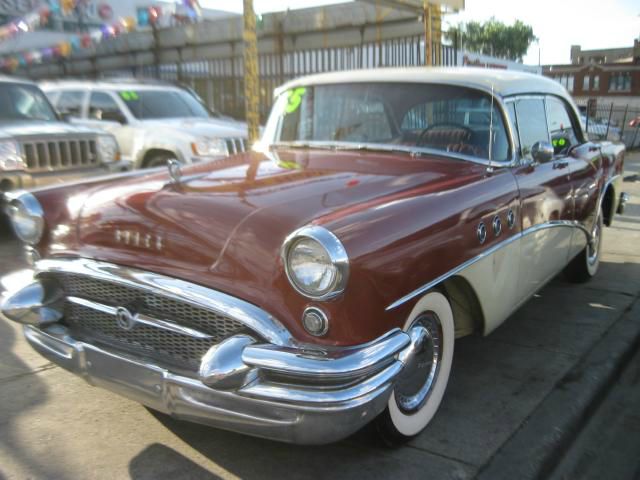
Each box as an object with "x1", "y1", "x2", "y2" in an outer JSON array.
[
  {"x1": 119, "y1": 91, "x2": 139, "y2": 101},
  {"x1": 285, "y1": 87, "x2": 306, "y2": 114}
]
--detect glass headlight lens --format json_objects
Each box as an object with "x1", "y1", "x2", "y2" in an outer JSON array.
[
  {"x1": 0, "y1": 140, "x2": 25, "y2": 171},
  {"x1": 7, "y1": 192, "x2": 44, "y2": 244},
  {"x1": 288, "y1": 238, "x2": 337, "y2": 296},
  {"x1": 96, "y1": 135, "x2": 119, "y2": 163},
  {"x1": 283, "y1": 226, "x2": 349, "y2": 300},
  {"x1": 192, "y1": 138, "x2": 229, "y2": 157}
]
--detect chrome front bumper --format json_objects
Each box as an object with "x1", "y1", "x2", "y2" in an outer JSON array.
[{"x1": 1, "y1": 267, "x2": 413, "y2": 444}]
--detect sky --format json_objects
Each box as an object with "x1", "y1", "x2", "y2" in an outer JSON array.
[{"x1": 201, "y1": 0, "x2": 640, "y2": 65}]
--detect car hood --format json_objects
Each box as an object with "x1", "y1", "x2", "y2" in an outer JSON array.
[
  {"x1": 0, "y1": 120, "x2": 98, "y2": 139},
  {"x1": 138, "y1": 117, "x2": 247, "y2": 138}
]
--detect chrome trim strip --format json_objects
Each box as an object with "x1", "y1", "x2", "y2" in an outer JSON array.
[
  {"x1": 242, "y1": 328, "x2": 410, "y2": 381},
  {"x1": 67, "y1": 296, "x2": 214, "y2": 340},
  {"x1": 385, "y1": 220, "x2": 593, "y2": 311},
  {"x1": 36, "y1": 258, "x2": 295, "y2": 347}
]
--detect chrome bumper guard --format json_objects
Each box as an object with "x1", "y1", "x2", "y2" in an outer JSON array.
[{"x1": 1, "y1": 267, "x2": 412, "y2": 445}]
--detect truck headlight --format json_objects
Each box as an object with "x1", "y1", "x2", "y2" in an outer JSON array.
[
  {"x1": 281, "y1": 226, "x2": 349, "y2": 300},
  {"x1": 0, "y1": 140, "x2": 25, "y2": 171},
  {"x1": 6, "y1": 191, "x2": 44, "y2": 244},
  {"x1": 191, "y1": 138, "x2": 229, "y2": 157},
  {"x1": 97, "y1": 135, "x2": 119, "y2": 164}
]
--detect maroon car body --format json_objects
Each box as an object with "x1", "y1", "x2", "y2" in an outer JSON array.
[{"x1": 1, "y1": 68, "x2": 627, "y2": 445}]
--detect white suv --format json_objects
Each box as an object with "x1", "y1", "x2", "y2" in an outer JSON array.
[{"x1": 41, "y1": 80, "x2": 248, "y2": 169}]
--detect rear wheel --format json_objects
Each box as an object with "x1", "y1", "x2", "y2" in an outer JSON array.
[
  {"x1": 374, "y1": 291, "x2": 454, "y2": 446},
  {"x1": 565, "y1": 208, "x2": 603, "y2": 283}
]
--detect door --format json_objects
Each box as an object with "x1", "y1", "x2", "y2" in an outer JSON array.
[
  {"x1": 508, "y1": 97, "x2": 575, "y2": 300},
  {"x1": 545, "y1": 95, "x2": 602, "y2": 259},
  {"x1": 86, "y1": 91, "x2": 135, "y2": 159}
]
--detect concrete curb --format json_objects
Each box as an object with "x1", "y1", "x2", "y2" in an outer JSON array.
[{"x1": 475, "y1": 295, "x2": 640, "y2": 480}]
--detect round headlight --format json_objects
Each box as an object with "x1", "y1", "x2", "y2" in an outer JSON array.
[
  {"x1": 282, "y1": 226, "x2": 349, "y2": 300},
  {"x1": 7, "y1": 191, "x2": 44, "y2": 244}
]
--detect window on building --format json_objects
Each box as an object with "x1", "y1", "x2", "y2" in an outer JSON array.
[
  {"x1": 593, "y1": 75, "x2": 600, "y2": 90},
  {"x1": 567, "y1": 75, "x2": 575, "y2": 92},
  {"x1": 609, "y1": 73, "x2": 632, "y2": 91},
  {"x1": 582, "y1": 75, "x2": 590, "y2": 91}
]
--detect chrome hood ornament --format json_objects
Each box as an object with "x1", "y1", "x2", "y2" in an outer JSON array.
[{"x1": 167, "y1": 159, "x2": 182, "y2": 184}]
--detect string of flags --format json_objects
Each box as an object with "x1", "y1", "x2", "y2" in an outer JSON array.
[{"x1": 0, "y1": 0, "x2": 202, "y2": 72}]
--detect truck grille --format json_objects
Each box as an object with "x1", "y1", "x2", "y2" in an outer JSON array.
[
  {"x1": 20, "y1": 138, "x2": 98, "y2": 172},
  {"x1": 45, "y1": 272, "x2": 247, "y2": 374},
  {"x1": 225, "y1": 137, "x2": 248, "y2": 154}
]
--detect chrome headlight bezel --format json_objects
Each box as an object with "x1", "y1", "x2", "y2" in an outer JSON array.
[
  {"x1": 281, "y1": 226, "x2": 349, "y2": 301},
  {"x1": 192, "y1": 138, "x2": 229, "y2": 157},
  {"x1": 96, "y1": 134, "x2": 119, "y2": 164},
  {"x1": 6, "y1": 190, "x2": 45, "y2": 245},
  {"x1": 0, "y1": 140, "x2": 26, "y2": 171}
]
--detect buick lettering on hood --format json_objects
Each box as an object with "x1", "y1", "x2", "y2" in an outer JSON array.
[{"x1": 0, "y1": 68, "x2": 628, "y2": 445}]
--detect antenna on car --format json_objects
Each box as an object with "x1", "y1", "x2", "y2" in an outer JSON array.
[{"x1": 487, "y1": 84, "x2": 495, "y2": 173}]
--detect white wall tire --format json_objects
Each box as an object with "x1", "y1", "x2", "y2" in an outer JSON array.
[{"x1": 375, "y1": 291, "x2": 455, "y2": 444}]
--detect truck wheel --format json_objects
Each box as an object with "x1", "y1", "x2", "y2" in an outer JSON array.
[
  {"x1": 145, "y1": 153, "x2": 178, "y2": 168},
  {"x1": 374, "y1": 291, "x2": 454, "y2": 446},
  {"x1": 564, "y1": 208, "x2": 603, "y2": 283}
]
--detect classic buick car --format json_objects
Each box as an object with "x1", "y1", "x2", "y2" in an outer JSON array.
[{"x1": 0, "y1": 68, "x2": 628, "y2": 445}]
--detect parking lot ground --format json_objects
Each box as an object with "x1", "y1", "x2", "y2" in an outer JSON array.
[{"x1": 0, "y1": 153, "x2": 639, "y2": 480}]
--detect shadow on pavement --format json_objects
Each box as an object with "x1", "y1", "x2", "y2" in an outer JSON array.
[{"x1": 129, "y1": 443, "x2": 223, "y2": 480}]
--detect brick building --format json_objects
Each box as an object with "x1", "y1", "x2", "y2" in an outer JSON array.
[{"x1": 543, "y1": 39, "x2": 640, "y2": 109}]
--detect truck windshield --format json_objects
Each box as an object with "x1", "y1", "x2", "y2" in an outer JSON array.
[
  {"x1": 0, "y1": 82, "x2": 58, "y2": 122},
  {"x1": 265, "y1": 82, "x2": 511, "y2": 162},
  {"x1": 119, "y1": 89, "x2": 211, "y2": 119}
]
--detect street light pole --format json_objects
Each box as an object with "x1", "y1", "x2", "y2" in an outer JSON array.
[
  {"x1": 243, "y1": 0, "x2": 260, "y2": 145},
  {"x1": 424, "y1": 1, "x2": 432, "y2": 66}
]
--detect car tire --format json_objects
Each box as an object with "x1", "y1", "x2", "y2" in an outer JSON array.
[
  {"x1": 564, "y1": 208, "x2": 603, "y2": 283},
  {"x1": 374, "y1": 291, "x2": 455, "y2": 446},
  {"x1": 145, "y1": 153, "x2": 179, "y2": 168}
]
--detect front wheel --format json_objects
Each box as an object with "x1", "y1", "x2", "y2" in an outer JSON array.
[
  {"x1": 375, "y1": 291, "x2": 455, "y2": 446},
  {"x1": 564, "y1": 208, "x2": 603, "y2": 283}
]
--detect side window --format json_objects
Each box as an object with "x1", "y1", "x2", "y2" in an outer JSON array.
[
  {"x1": 89, "y1": 91, "x2": 122, "y2": 121},
  {"x1": 57, "y1": 90, "x2": 85, "y2": 117},
  {"x1": 545, "y1": 97, "x2": 578, "y2": 155},
  {"x1": 514, "y1": 98, "x2": 549, "y2": 161}
]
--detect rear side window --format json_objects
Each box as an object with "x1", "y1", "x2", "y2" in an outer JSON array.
[
  {"x1": 57, "y1": 90, "x2": 85, "y2": 117},
  {"x1": 89, "y1": 91, "x2": 121, "y2": 120},
  {"x1": 514, "y1": 98, "x2": 549, "y2": 161},
  {"x1": 545, "y1": 97, "x2": 578, "y2": 155}
]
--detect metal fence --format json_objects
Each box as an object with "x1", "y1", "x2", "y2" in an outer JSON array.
[
  {"x1": 148, "y1": 39, "x2": 456, "y2": 120},
  {"x1": 575, "y1": 100, "x2": 640, "y2": 150}
]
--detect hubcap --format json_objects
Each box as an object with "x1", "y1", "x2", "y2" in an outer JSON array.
[
  {"x1": 587, "y1": 215, "x2": 601, "y2": 265},
  {"x1": 395, "y1": 312, "x2": 442, "y2": 414}
]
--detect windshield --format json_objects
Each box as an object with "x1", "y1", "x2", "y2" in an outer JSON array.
[
  {"x1": 119, "y1": 88, "x2": 211, "y2": 119},
  {"x1": 265, "y1": 82, "x2": 511, "y2": 162},
  {"x1": 0, "y1": 82, "x2": 58, "y2": 122}
]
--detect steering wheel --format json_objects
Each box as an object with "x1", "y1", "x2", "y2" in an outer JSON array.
[{"x1": 416, "y1": 123, "x2": 475, "y2": 147}]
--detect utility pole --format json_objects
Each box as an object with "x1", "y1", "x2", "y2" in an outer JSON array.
[
  {"x1": 423, "y1": 1, "x2": 432, "y2": 66},
  {"x1": 243, "y1": 0, "x2": 260, "y2": 144}
]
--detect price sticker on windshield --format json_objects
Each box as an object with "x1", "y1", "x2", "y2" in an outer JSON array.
[
  {"x1": 285, "y1": 87, "x2": 306, "y2": 114},
  {"x1": 119, "y1": 91, "x2": 140, "y2": 101}
]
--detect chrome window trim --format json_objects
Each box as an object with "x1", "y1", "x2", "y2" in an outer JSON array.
[
  {"x1": 36, "y1": 258, "x2": 295, "y2": 347},
  {"x1": 281, "y1": 225, "x2": 350, "y2": 301},
  {"x1": 385, "y1": 220, "x2": 593, "y2": 311}
]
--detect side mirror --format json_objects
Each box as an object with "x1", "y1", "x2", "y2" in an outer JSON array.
[
  {"x1": 101, "y1": 110, "x2": 127, "y2": 124},
  {"x1": 531, "y1": 141, "x2": 554, "y2": 163}
]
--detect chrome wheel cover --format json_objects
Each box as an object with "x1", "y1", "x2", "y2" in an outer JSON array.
[{"x1": 395, "y1": 312, "x2": 443, "y2": 414}]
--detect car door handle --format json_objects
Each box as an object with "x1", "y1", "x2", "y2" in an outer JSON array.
[{"x1": 553, "y1": 161, "x2": 569, "y2": 169}]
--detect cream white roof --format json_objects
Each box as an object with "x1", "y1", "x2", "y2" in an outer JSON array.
[{"x1": 276, "y1": 67, "x2": 569, "y2": 99}]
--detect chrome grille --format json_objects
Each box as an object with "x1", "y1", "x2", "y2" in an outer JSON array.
[
  {"x1": 45, "y1": 272, "x2": 247, "y2": 373},
  {"x1": 225, "y1": 137, "x2": 248, "y2": 155},
  {"x1": 21, "y1": 138, "x2": 98, "y2": 172}
]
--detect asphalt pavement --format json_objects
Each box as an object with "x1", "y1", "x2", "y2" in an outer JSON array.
[{"x1": 0, "y1": 153, "x2": 639, "y2": 480}]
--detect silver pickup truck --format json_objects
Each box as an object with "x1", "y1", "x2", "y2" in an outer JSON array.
[{"x1": 0, "y1": 76, "x2": 128, "y2": 195}]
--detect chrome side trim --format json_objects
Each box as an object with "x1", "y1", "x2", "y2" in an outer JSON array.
[
  {"x1": 36, "y1": 258, "x2": 295, "y2": 347},
  {"x1": 242, "y1": 328, "x2": 410, "y2": 381},
  {"x1": 67, "y1": 296, "x2": 214, "y2": 340},
  {"x1": 385, "y1": 220, "x2": 593, "y2": 311}
]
